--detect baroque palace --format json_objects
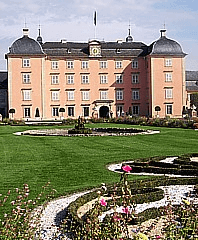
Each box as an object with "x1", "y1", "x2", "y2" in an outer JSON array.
[{"x1": 5, "y1": 28, "x2": 189, "y2": 120}]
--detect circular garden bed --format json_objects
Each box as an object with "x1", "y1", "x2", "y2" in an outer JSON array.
[{"x1": 17, "y1": 127, "x2": 160, "y2": 137}]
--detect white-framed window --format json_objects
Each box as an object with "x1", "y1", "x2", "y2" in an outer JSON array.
[
  {"x1": 51, "y1": 91, "x2": 59, "y2": 101},
  {"x1": 115, "y1": 61, "x2": 122, "y2": 69},
  {"x1": 67, "y1": 75, "x2": 74, "y2": 84},
  {"x1": 165, "y1": 58, "x2": 172, "y2": 67},
  {"x1": 52, "y1": 107, "x2": 59, "y2": 117},
  {"x1": 132, "y1": 90, "x2": 140, "y2": 100},
  {"x1": 23, "y1": 59, "x2": 30, "y2": 68},
  {"x1": 132, "y1": 74, "x2": 139, "y2": 84},
  {"x1": 116, "y1": 90, "x2": 123, "y2": 100},
  {"x1": 82, "y1": 91, "x2": 90, "y2": 100},
  {"x1": 68, "y1": 106, "x2": 74, "y2": 117},
  {"x1": 24, "y1": 107, "x2": 31, "y2": 117},
  {"x1": 116, "y1": 105, "x2": 124, "y2": 117},
  {"x1": 165, "y1": 89, "x2": 173, "y2": 99},
  {"x1": 81, "y1": 61, "x2": 89, "y2": 69},
  {"x1": 132, "y1": 105, "x2": 139, "y2": 115},
  {"x1": 67, "y1": 91, "x2": 74, "y2": 100},
  {"x1": 51, "y1": 75, "x2": 59, "y2": 84},
  {"x1": 23, "y1": 73, "x2": 30, "y2": 84},
  {"x1": 81, "y1": 75, "x2": 89, "y2": 84},
  {"x1": 100, "y1": 75, "x2": 108, "y2": 84},
  {"x1": 116, "y1": 74, "x2": 123, "y2": 84},
  {"x1": 23, "y1": 90, "x2": 31, "y2": 101},
  {"x1": 51, "y1": 61, "x2": 59, "y2": 69},
  {"x1": 166, "y1": 104, "x2": 173, "y2": 115},
  {"x1": 100, "y1": 91, "x2": 108, "y2": 100},
  {"x1": 165, "y1": 72, "x2": 172, "y2": 82},
  {"x1": 132, "y1": 60, "x2": 138, "y2": 69},
  {"x1": 83, "y1": 106, "x2": 89, "y2": 117},
  {"x1": 100, "y1": 61, "x2": 107, "y2": 69},
  {"x1": 67, "y1": 61, "x2": 74, "y2": 69}
]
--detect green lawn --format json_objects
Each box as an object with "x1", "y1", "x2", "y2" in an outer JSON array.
[{"x1": 0, "y1": 123, "x2": 197, "y2": 202}]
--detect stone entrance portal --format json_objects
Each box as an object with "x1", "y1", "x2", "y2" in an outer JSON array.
[{"x1": 99, "y1": 106, "x2": 109, "y2": 118}]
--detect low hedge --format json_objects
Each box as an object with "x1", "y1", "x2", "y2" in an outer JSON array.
[
  {"x1": 91, "y1": 116, "x2": 196, "y2": 129},
  {"x1": 92, "y1": 128, "x2": 146, "y2": 133},
  {"x1": 66, "y1": 177, "x2": 198, "y2": 227},
  {"x1": 122, "y1": 154, "x2": 198, "y2": 177}
]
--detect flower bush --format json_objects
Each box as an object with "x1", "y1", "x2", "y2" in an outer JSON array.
[
  {"x1": 90, "y1": 116, "x2": 196, "y2": 129},
  {"x1": 0, "y1": 182, "x2": 57, "y2": 239}
]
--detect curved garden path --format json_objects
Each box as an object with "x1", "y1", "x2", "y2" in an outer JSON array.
[{"x1": 33, "y1": 157, "x2": 197, "y2": 239}]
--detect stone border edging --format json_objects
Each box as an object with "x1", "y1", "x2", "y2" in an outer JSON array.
[{"x1": 14, "y1": 128, "x2": 160, "y2": 137}]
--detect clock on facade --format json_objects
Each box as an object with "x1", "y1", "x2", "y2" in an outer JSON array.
[{"x1": 90, "y1": 46, "x2": 101, "y2": 56}]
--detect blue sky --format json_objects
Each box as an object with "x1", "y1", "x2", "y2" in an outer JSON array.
[{"x1": 0, "y1": 0, "x2": 198, "y2": 70}]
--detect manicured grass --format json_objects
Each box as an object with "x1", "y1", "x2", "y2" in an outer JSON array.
[{"x1": 0, "y1": 123, "x2": 198, "y2": 214}]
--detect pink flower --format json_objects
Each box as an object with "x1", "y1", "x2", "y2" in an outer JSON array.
[
  {"x1": 156, "y1": 236, "x2": 161, "y2": 239},
  {"x1": 113, "y1": 215, "x2": 121, "y2": 222},
  {"x1": 122, "y1": 207, "x2": 129, "y2": 214},
  {"x1": 100, "y1": 198, "x2": 107, "y2": 206},
  {"x1": 122, "y1": 165, "x2": 132, "y2": 173}
]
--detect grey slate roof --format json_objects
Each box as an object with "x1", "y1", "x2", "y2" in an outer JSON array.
[
  {"x1": 186, "y1": 71, "x2": 198, "y2": 81},
  {"x1": 9, "y1": 36, "x2": 44, "y2": 55},
  {"x1": 186, "y1": 71, "x2": 198, "y2": 92},
  {"x1": 149, "y1": 36, "x2": 186, "y2": 56},
  {"x1": 0, "y1": 72, "x2": 8, "y2": 89},
  {"x1": 42, "y1": 41, "x2": 147, "y2": 57},
  {"x1": 6, "y1": 30, "x2": 186, "y2": 58}
]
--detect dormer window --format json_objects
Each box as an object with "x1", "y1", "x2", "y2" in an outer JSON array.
[{"x1": 116, "y1": 49, "x2": 121, "y2": 53}]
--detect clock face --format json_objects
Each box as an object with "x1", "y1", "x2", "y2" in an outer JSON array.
[{"x1": 91, "y1": 47, "x2": 101, "y2": 56}]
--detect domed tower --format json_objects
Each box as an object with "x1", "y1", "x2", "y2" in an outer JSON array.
[
  {"x1": 147, "y1": 29, "x2": 188, "y2": 118},
  {"x1": 9, "y1": 28, "x2": 44, "y2": 54},
  {"x1": 6, "y1": 28, "x2": 45, "y2": 120},
  {"x1": 150, "y1": 29, "x2": 185, "y2": 56}
]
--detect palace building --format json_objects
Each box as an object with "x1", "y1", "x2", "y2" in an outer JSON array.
[{"x1": 5, "y1": 28, "x2": 188, "y2": 120}]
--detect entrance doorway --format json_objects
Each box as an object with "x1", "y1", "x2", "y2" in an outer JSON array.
[{"x1": 99, "y1": 106, "x2": 109, "y2": 118}]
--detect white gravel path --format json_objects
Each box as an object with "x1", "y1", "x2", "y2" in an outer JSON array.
[{"x1": 34, "y1": 191, "x2": 92, "y2": 240}]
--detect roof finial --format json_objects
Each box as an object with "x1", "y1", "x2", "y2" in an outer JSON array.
[
  {"x1": 160, "y1": 22, "x2": 166, "y2": 38},
  {"x1": 126, "y1": 20, "x2": 133, "y2": 42},
  {"x1": 24, "y1": 18, "x2": 27, "y2": 28},
  {"x1": 128, "y1": 20, "x2": 131, "y2": 36},
  {"x1": 37, "y1": 23, "x2": 43, "y2": 44},
  {"x1": 38, "y1": 24, "x2": 41, "y2": 36},
  {"x1": 23, "y1": 19, "x2": 29, "y2": 37}
]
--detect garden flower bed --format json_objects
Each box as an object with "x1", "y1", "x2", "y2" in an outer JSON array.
[
  {"x1": 16, "y1": 127, "x2": 160, "y2": 137},
  {"x1": 64, "y1": 176, "x2": 197, "y2": 239},
  {"x1": 121, "y1": 154, "x2": 198, "y2": 177}
]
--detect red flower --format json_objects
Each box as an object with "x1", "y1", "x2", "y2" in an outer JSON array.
[
  {"x1": 100, "y1": 198, "x2": 107, "y2": 206},
  {"x1": 122, "y1": 165, "x2": 132, "y2": 173}
]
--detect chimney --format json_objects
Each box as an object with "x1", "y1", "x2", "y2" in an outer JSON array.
[
  {"x1": 61, "y1": 39, "x2": 67, "y2": 43},
  {"x1": 160, "y1": 29, "x2": 166, "y2": 38},
  {"x1": 23, "y1": 28, "x2": 29, "y2": 37}
]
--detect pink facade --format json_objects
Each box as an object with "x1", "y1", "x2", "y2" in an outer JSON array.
[{"x1": 6, "y1": 29, "x2": 188, "y2": 120}]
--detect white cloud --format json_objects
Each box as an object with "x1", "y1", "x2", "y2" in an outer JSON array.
[{"x1": 0, "y1": 0, "x2": 198, "y2": 70}]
